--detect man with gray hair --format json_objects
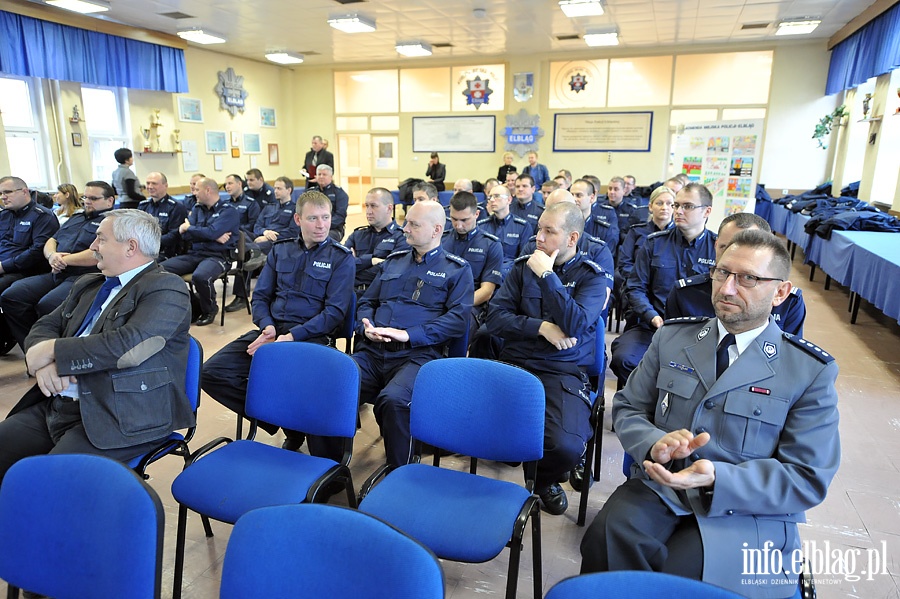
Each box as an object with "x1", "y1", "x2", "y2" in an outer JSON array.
[
  {"x1": 314, "y1": 165, "x2": 349, "y2": 241},
  {"x1": 0, "y1": 209, "x2": 194, "y2": 483}
]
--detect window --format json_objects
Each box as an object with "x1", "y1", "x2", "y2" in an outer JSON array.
[
  {"x1": 82, "y1": 85, "x2": 130, "y2": 183},
  {"x1": 0, "y1": 76, "x2": 51, "y2": 189}
]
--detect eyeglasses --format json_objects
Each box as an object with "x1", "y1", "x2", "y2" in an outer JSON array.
[
  {"x1": 81, "y1": 195, "x2": 106, "y2": 202},
  {"x1": 0, "y1": 188, "x2": 24, "y2": 197},
  {"x1": 710, "y1": 267, "x2": 783, "y2": 288},
  {"x1": 672, "y1": 202, "x2": 710, "y2": 212},
  {"x1": 411, "y1": 279, "x2": 424, "y2": 301}
]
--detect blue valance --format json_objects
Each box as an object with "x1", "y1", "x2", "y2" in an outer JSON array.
[
  {"x1": 826, "y1": 2, "x2": 900, "y2": 95},
  {"x1": 0, "y1": 10, "x2": 188, "y2": 93}
]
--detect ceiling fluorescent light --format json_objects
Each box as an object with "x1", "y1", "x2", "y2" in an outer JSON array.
[
  {"x1": 266, "y1": 51, "x2": 304, "y2": 65},
  {"x1": 327, "y1": 14, "x2": 376, "y2": 33},
  {"x1": 559, "y1": 0, "x2": 604, "y2": 18},
  {"x1": 177, "y1": 28, "x2": 227, "y2": 44},
  {"x1": 45, "y1": 0, "x2": 110, "y2": 14},
  {"x1": 395, "y1": 42, "x2": 432, "y2": 57},
  {"x1": 775, "y1": 18, "x2": 821, "y2": 36},
  {"x1": 584, "y1": 29, "x2": 618, "y2": 46}
]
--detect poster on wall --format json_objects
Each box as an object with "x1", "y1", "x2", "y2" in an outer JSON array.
[
  {"x1": 669, "y1": 119, "x2": 764, "y2": 231},
  {"x1": 181, "y1": 140, "x2": 199, "y2": 172}
]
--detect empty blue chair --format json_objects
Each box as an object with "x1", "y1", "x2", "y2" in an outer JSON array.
[
  {"x1": 545, "y1": 571, "x2": 744, "y2": 598},
  {"x1": 359, "y1": 358, "x2": 545, "y2": 599},
  {"x1": 221, "y1": 504, "x2": 444, "y2": 599},
  {"x1": 169, "y1": 342, "x2": 360, "y2": 599},
  {"x1": 0, "y1": 455, "x2": 165, "y2": 599}
]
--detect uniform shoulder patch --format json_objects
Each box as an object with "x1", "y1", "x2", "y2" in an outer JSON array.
[
  {"x1": 34, "y1": 203, "x2": 55, "y2": 215},
  {"x1": 783, "y1": 334, "x2": 834, "y2": 363},
  {"x1": 597, "y1": 204, "x2": 615, "y2": 211},
  {"x1": 512, "y1": 215, "x2": 530, "y2": 226},
  {"x1": 591, "y1": 218, "x2": 611, "y2": 228},
  {"x1": 791, "y1": 286, "x2": 803, "y2": 296},
  {"x1": 526, "y1": 234, "x2": 537, "y2": 242},
  {"x1": 332, "y1": 241, "x2": 352, "y2": 253},
  {"x1": 272, "y1": 236, "x2": 296, "y2": 245},
  {"x1": 476, "y1": 217, "x2": 490, "y2": 226},
  {"x1": 676, "y1": 273, "x2": 710, "y2": 288},
  {"x1": 664, "y1": 316, "x2": 710, "y2": 325},
  {"x1": 482, "y1": 232, "x2": 500, "y2": 242},
  {"x1": 583, "y1": 233, "x2": 606, "y2": 245},
  {"x1": 137, "y1": 199, "x2": 150, "y2": 207},
  {"x1": 582, "y1": 259, "x2": 602, "y2": 273},
  {"x1": 386, "y1": 249, "x2": 412, "y2": 260},
  {"x1": 515, "y1": 254, "x2": 532, "y2": 263},
  {"x1": 647, "y1": 229, "x2": 671, "y2": 240},
  {"x1": 353, "y1": 224, "x2": 369, "y2": 231},
  {"x1": 445, "y1": 252, "x2": 467, "y2": 266}
]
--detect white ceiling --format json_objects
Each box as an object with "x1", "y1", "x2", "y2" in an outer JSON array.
[{"x1": 47, "y1": 0, "x2": 878, "y2": 66}]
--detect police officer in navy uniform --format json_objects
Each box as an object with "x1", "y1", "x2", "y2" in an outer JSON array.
[
  {"x1": 0, "y1": 176, "x2": 60, "y2": 353},
  {"x1": 346, "y1": 188, "x2": 409, "y2": 296},
  {"x1": 353, "y1": 200, "x2": 473, "y2": 469},
  {"x1": 159, "y1": 177, "x2": 240, "y2": 326},
  {"x1": 573, "y1": 179, "x2": 619, "y2": 252},
  {"x1": 610, "y1": 183, "x2": 718, "y2": 388},
  {"x1": 224, "y1": 174, "x2": 261, "y2": 240},
  {"x1": 477, "y1": 184, "x2": 533, "y2": 277},
  {"x1": 201, "y1": 190, "x2": 354, "y2": 459},
  {"x1": 510, "y1": 174, "x2": 544, "y2": 228},
  {"x1": 486, "y1": 202, "x2": 607, "y2": 515},
  {"x1": 244, "y1": 168, "x2": 275, "y2": 208},
  {"x1": 252, "y1": 176, "x2": 299, "y2": 255},
  {"x1": 600, "y1": 176, "x2": 639, "y2": 245},
  {"x1": 1, "y1": 181, "x2": 114, "y2": 351},
  {"x1": 314, "y1": 165, "x2": 349, "y2": 242},
  {"x1": 137, "y1": 171, "x2": 187, "y2": 259},
  {"x1": 441, "y1": 191, "x2": 504, "y2": 328},
  {"x1": 616, "y1": 185, "x2": 675, "y2": 294},
  {"x1": 666, "y1": 212, "x2": 807, "y2": 337}
]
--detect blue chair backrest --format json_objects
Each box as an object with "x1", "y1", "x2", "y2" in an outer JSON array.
[
  {"x1": 246, "y1": 342, "x2": 360, "y2": 439},
  {"x1": 291, "y1": 187, "x2": 305, "y2": 202},
  {"x1": 545, "y1": 571, "x2": 743, "y2": 598},
  {"x1": 340, "y1": 292, "x2": 356, "y2": 342},
  {"x1": 410, "y1": 358, "x2": 545, "y2": 463},
  {"x1": 221, "y1": 504, "x2": 444, "y2": 599},
  {"x1": 437, "y1": 191, "x2": 454, "y2": 206},
  {"x1": 186, "y1": 336, "x2": 202, "y2": 412},
  {"x1": 0, "y1": 454, "x2": 164, "y2": 599},
  {"x1": 586, "y1": 316, "x2": 606, "y2": 380}
]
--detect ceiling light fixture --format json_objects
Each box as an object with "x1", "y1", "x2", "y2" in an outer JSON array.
[
  {"x1": 44, "y1": 0, "x2": 110, "y2": 14},
  {"x1": 265, "y1": 51, "x2": 305, "y2": 65},
  {"x1": 775, "y1": 18, "x2": 821, "y2": 36},
  {"x1": 395, "y1": 41, "x2": 432, "y2": 57},
  {"x1": 327, "y1": 14, "x2": 376, "y2": 33},
  {"x1": 559, "y1": 0, "x2": 604, "y2": 18},
  {"x1": 177, "y1": 28, "x2": 227, "y2": 44},
  {"x1": 584, "y1": 28, "x2": 618, "y2": 46}
]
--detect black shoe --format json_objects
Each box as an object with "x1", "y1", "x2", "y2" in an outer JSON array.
[
  {"x1": 538, "y1": 483, "x2": 568, "y2": 515},
  {"x1": 570, "y1": 459, "x2": 593, "y2": 492},
  {"x1": 195, "y1": 312, "x2": 217, "y2": 326},
  {"x1": 224, "y1": 297, "x2": 248, "y2": 313},
  {"x1": 558, "y1": 471, "x2": 570, "y2": 484}
]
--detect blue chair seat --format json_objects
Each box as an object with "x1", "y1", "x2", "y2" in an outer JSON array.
[
  {"x1": 172, "y1": 440, "x2": 342, "y2": 524},
  {"x1": 361, "y1": 463, "x2": 533, "y2": 562},
  {"x1": 125, "y1": 431, "x2": 186, "y2": 469}
]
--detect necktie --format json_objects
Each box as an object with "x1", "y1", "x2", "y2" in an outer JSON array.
[
  {"x1": 75, "y1": 277, "x2": 120, "y2": 336},
  {"x1": 715, "y1": 333, "x2": 736, "y2": 379}
]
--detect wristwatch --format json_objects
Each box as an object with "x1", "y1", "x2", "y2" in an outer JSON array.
[{"x1": 541, "y1": 270, "x2": 553, "y2": 279}]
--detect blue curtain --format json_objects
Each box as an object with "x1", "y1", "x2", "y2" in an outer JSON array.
[
  {"x1": 0, "y1": 10, "x2": 187, "y2": 92},
  {"x1": 826, "y1": 2, "x2": 900, "y2": 95}
]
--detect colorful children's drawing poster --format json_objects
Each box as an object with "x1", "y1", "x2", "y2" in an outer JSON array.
[{"x1": 682, "y1": 156, "x2": 702, "y2": 176}]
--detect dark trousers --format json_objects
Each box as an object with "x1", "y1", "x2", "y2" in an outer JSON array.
[
  {"x1": 200, "y1": 330, "x2": 341, "y2": 460},
  {"x1": 0, "y1": 273, "x2": 25, "y2": 344},
  {"x1": 610, "y1": 324, "x2": 655, "y2": 386},
  {"x1": 1, "y1": 273, "x2": 76, "y2": 350},
  {"x1": 352, "y1": 343, "x2": 437, "y2": 469},
  {"x1": 159, "y1": 254, "x2": 228, "y2": 315},
  {"x1": 580, "y1": 478, "x2": 703, "y2": 579},
  {"x1": 0, "y1": 394, "x2": 164, "y2": 484}
]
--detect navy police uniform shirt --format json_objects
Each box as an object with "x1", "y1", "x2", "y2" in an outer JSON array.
[
  {"x1": 358, "y1": 247, "x2": 473, "y2": 349},
  {"x1": 586, "y1": 203, "x2": 620, "y2": 250},
  {"x1": 510, "y1": 198, "x2": 544, "y2": 228},
  {"x1": 319, "y1": 183, "x2": 350, "y2": 233},
  {"x1": 138, "y1": 194, "x2": 187, "y2": 258},
  {"x1": 184, "y1": 200, "x2": 240, "y2": 259},
  {"x1": 254, "y1": 200, "x2": 298, "y2": 240},
  {"x1": 664, "y1": 272, "x2": 807, "y2": 338},
  {"x1": 441, "y1": 228, "x2": 504, "y2": 287},
  {"x1": 227, "y1": 193, "x2": 261, "y2": 238},
  {"x1": 252, "y1": 236, "x2": 354, "y2": 341},
  {"x1": 345, "y1": 221, "x2": 409, "y2": 288},
  {"x1": 601, "y1": 197, "x2": 639, "y2": 242},
  {"x1": 625, "y1": 227, "x2": 717, "y2": 326},
  {"x1": 52, "y1": 208, "x2": 113, "y2": 278},
  {"x1": 617, "y1": 220, "x2": 673, "y2": 286},
  {"x1": 522, "y1": 233, "x2": 614, "y2": 293},
  {"x1": 245, "y1": 182, "x2": 275, "y2": 207},
  {"x1": 487, "y1": 251, "x2": 607, "y2": 366},
  {"x1": 477, "y1": 212, "x2": 533, "y2": 274},
  {"x1": 0, "y1": 200, "x2": 59, "y2": 274}
]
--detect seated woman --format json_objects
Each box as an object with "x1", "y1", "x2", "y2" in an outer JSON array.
[
  {"x1": 425, "y1": 152, "x2": 446, "y2": 191},
  {"x1": 497, "y1": 151, "x2": 517, "y2": 182},
  {"x1": 53, "y1": 183, "x2": 83, "y2": 226}
]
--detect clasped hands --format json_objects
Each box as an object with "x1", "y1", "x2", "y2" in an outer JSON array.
[
  {"x1": 361, "y1": 318, "x2": 409, "y2": 343},
  {"x1": 643, "y1": 429, "x2": 716, "y2": 490},
  {"x1": 25, "y1": 339, "x2": 75, "y2": 397}
]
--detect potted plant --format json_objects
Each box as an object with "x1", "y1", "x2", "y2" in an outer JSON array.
[{"x1": 812, "y1": 105, "x2": 848, "y2": 149}]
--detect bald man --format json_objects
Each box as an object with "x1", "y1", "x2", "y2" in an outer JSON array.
[{"x1": 353, "y1": 200, "x2": 474, "y2": 469}]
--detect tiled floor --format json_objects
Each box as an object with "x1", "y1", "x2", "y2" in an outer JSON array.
[{"x1": 0, "y1": 210, "x2": 898, "y2": 597}]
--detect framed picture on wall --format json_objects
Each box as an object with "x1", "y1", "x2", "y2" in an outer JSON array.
[
  {"x1": 205, "y1": 130, "x2": 227, "y2": 154},
  {"x1": 71, "y1": 132, "x2": 82, "y2": 147},
  {"x1": 260, "y1": 107, "x2": 276, "y2": 128},
  {"x1": 231, "y1": 148, "x2": 241, "y2": 158},
  {"x1": 230, "y1": 131, "x2": 240, "y2": 147},
  {"x1": 177, "y1": 97, "x2": 203, "y2": 123},
  {"x1": 268, "y1": 143, "x2": 279, "y2": 165},
  {"x1": 244, "y1": 133, "x2": 261, "y2": 154}
]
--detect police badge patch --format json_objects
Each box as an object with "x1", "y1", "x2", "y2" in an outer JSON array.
[
  {"x1": 462, "y1": 76, "x2": 493, "y2": 109},
  {"x1": 763, "y1": 341, "x2": 777, "y2": 359},
  {"x1": 697, "y1": 327, "x2": 710, "y2": 341},
  {"x1": 569, "y1": 73, "x2": 587, "y2": 93}
]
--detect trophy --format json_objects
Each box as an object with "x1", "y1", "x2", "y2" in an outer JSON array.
[
  {"x1": 173, "y1": 129, "x2": 181, "y2": 151},
  {"x1": 141, "y1": 128, "x2": 151, "y2": 152},
  {"x1": 152, "y1": 108, "x2": 162, "y2": 126},
  {"x1": 862, "y1": 93, "x2": 872, "y2": 119}
]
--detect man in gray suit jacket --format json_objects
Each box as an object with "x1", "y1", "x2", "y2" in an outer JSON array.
[
  {"x1": 0, "y1": 209, "x2": 194, "y2": 483},
  {"x1": 581, "y1": 229, "x2": 840, "y2": 598}
]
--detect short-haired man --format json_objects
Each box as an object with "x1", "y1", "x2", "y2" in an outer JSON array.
[
  {"x1": 345, "y1": 188, "x2": 409, "y2": 295},
  {"x1": 160, "y1": 177, "x2": 240, "y2": 326},
  {"x1": 510, "y1": 174, "x2": 544, "y2": 227},
  {"x1": 0, "y1": 177, "x2": 60, "y2": 353},
  {"x1": 542, "y1": 180, "x2": 561, "y2": 195},
  {"x1": 413, "y1": 181, "x2": 451, "y2": 230},
  {"x1": 182, "y1": 173, "x2": 206, "y2": 212},
  {"x1": 201, "y1": 191, "x2": 355, "y2": 458},
  {"x1": 314, "y1": 165, "x2": 349, "y2": 241},
  {"x1": 452, "y1": 178, "x2": 473, "y2": 193},
  {"x1": 442, "y1": 191, "x2": 504, "y2": 328},
  {"x1": 601, "y1": 177, "x2": 639, "y2": 244},
  {"x1": 224, "y1": 174, "x2": 261, "y2": 239},
  {"x1": 505, "y1": 170, "x2": 518, "y2": 193},
  {"x1": 610, "y1": 183, "x2": 717, "y2": 387},
  {"x1": 572, "y1": 178, "x2": 619, "y2": 251},
  {"x1": 0, "y1": 209, "x2": 194, "y2": 483},
  {"x1": 245, "y1": 168, "x2": 274, "y2": 207},
  {"x1": 252, "y1": 176, "x2": 299, "y2": 255},
  {"x1": 477, "y1": 184, "x2": 533, "y2": 277},
  {"x1": 353, "y1": 201, "x2": 473, "y2": 469},
  {"x1": 1, "y1": 181, "x2": 115, "y2": 350},
  {"x1": 557, "y1": 169, "x2": 573, "y2": 188},
  {"x1": 486, "y1": 202, "x2": 607, "y2": 515},
  {"x1": 666, "y1": 212, "x2": 807, "y2": 336},
  {"x1": 522, "y1": 151, "x2": 550, "y2": 189},
  {"x1": 111, "y1": 148, "x2": 143, "y2": 209},
  {"x1": 581, "y1": 229, "x2": 839, "y2": 598},
  {"x1": 303, "y1": 135, "x2": 334, "y2": 189},
  {"x1": 138, "y1": 171, "x2": 187, "y2": 259}
]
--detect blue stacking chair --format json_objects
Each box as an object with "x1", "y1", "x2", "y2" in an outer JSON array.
[
  {"x1": 545, "y1": 571, "x2": 744, "y2": 598},
  {"x1": 169, "y1": 342, "x2": 360, "y2": 599},
  {"x1": 576, "y1": 318, "x2": 606, "y2": 526},
  {"x1": 0, "y1": 455, "x2": 165, "y2": 599},
  {"x1": 359, "y1": 358, "x2": 545, "y2": 599},
  {"x1": 220, "y1": 504, "x2": 445, "y2": 599}
]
